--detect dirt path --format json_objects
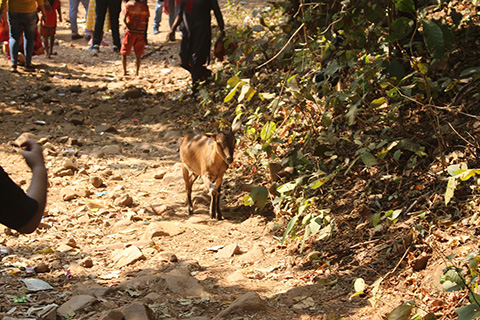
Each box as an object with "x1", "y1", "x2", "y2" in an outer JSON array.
[{"x1": 0, "y1": 1, "x2": 456, "y2": 319}]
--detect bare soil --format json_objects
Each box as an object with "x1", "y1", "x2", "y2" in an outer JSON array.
[{"x1": 0, "y1": 1, "x2": 474, "y2": 319}]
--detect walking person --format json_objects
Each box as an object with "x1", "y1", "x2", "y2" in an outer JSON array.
[
  {"x1": 69, "y1": 0, "x2": 91, "y2": 39},
  {"x1": 0, "y1": 0, "x2": 46, "y2": 72},
  {"x1": 121, "y1": 0, "x2": 148, "y2": 76},
  {"x1": 40, "y1": 0, "x2": 62, "y2": 58},
  {"x1": 89, "y1": 0, "x2": 122, "y2": 53},
  {"x1": 168, "y1": 0, "x2": 224, "y2": 95}
]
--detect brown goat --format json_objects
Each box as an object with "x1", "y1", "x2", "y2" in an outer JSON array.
[{"x1": 179, "y1": 122, "x2": 241, "y2": 220}]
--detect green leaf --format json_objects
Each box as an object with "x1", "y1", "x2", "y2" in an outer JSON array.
[
  {"x1": 242, "y1": 194, "x2": 254, "y2": 207},
  {"x1": 460, "y1": 66, "x2": 480, "y2": 78},
  {"x1": 260, "y1": 121, "x2": 277, "y2": 141},
  {"x1": 455, "y1": 303, "x2": 480, "y2": 320},
  {"x1": 361, "y1": 152, "x2": 377, "y2": 167},
  {"x1": 224, "y1": 85, "x2": 239, "y2": 103},
  {"x1": 277, "y1": 181, "x2": 297, "y2": 194},
  {"x1": 393, "y1": 0, "x2": 415, "y2": 13},
  {"x1": 370, "y1": 97, "x2": 386, "y2": 108},
  {"x1": 250, "y1": 186, "x2": 269, "y2": 210},
  {"x1": 282, "y1": 214, "x2": 300, "y2": 244},
  {"x1": 287, "y1": 75, "x2": 300, "y2": 92},
  {"x1": 385, "y1": 301, "x2": 414, "y2": 320},
  {"x1": 389, "y1": 17, "x2": 415, "y2": 42},
  {"x1": 423, "y1": 20, "x2": 446, "y2": 59},
  {"x1": 227, "y1": 76, "x2": 241, "y2": 87},
  {"x1": 350, "y1": 278, "x2": 365, "y2": 298}
]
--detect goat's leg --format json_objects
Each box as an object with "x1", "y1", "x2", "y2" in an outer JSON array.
[
  {"x1": 215, "y1": 179, "x2": 223, "y2": 220},
  {"x1": 209, "y1": 186, "x2": 218, "y2": 219},
  {"x1": 182, "y1": 166, "x2": 196, "y2": 215}
]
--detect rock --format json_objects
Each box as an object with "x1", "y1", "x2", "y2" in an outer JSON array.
[
  {"x1": 216, "y1": 244, "x2": 241, "y2": 259},
  {"x1": 112, "y1": 246, "x2": 146, "y2": 268},
  {"x1": 61, "y1": 187, "x2": 78, "y2": 201},
  {"x1": 69, "y1": 85, "x2": 83, "y2": 93},
  {"x1": 122, "y1": 302, "x2": 156, "y2": 320},
  {"x1": 164, "y1": 130, "x2": 183, "y2": 141},
  {"x1": 80, "y1": 257, "x2": 94, "y2": 268},
  {"x1": 144, "y1": 292, "x2": 162, "y2": 303},
  {"x1": 155, "y1": 252, "x2": 178, "y2": 262},
  {"x1": 124, "y1": 87, "x2": 142, "y2": 99},
  {"x1": 34, "y1": 262, "x2": 50, "y2": 273},
  {"x1": 154, "y1": 170, "x2": 166, "y2": 179},
  {"x1": 114, "y1": 194, "x2": 133, "y2": 207},
  {"x1": 213, "y1": 292, "x2": 266, "y2": 319},
  {"x1": 94, "y1": 145, "x2": 122, "y2": 157},
  {"x1": 141, "y1": 222, "x2": 185, "y2": 241},
  {"x1": 63, "y1": 157, "x2": 79, "y2": 170},
  {"x1": 151, "y1": 204, "x2": 168, "y2": 215},
  {"x1": 99, "y1": 309, "x2": 124, "y2": 320},
  {"x1": 95, "y1": 124, "x2": 117, "y2": 134},
  {"x1": 13, "y1": 132, "x2": 38, "y2": 147},
  {"x1": 239, "y1": 244, "x2": 264, "y2": 264},
  {"x1": 163, "y1": 268, "x2": 209, "y2": 297},
  {"x1": 57, "y1": 295, "x2": 97, "y2": 317},
  {"x1": 91, "y1": 176, "x2": 104, "y2": 188},
  {"x1": 73, "y1": 282, "x2": 116, "y2": 297},
  {"x1": 66, "y1": 238, "x2": 77, "y2": 248}
]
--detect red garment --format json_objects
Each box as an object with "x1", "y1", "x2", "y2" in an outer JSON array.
[
  {"x1": 123, "y1": 0, "x2": 149, "y2": 33},
  {"x1": 0, "y1": 11, "x2": 8, "y2": 42},
  {"x1": 120, "y1": 31, "x2": 145, "y2": 56},
  {"x1": 42, "y1": 0, "x2": 61, "y2": 28},
  {"x1": 163, "y1": 0, "x2": 181, "y2": 15}
]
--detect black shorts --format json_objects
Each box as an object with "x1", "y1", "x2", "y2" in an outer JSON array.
[{"x1": 0, "y1": 166, "x2": 38, "y2": 230}]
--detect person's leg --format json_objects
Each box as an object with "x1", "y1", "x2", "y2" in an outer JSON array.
[
  {"x1": 135, "y1": 54, "x2": 141, "y2": 76},
  {"x1": 122, "y1": 54, "x2": 127, "y2": 75},
  {"x1": 69, "y1": 0, "x2": 82, "y2": 37},
  {"x1": 153, "y1": 0, "x2": 162, "y2": 34},
  {"x1": 168, "y1": 0, "x2": 175, "y2": 29},
  {"x1": 108, "y1": 0, "x2": 122, "y2": 50},
  {"x1": 49, "y1": 34, "x2": 55, "y2": 56},
  {"x1": 91, "y1": 0, "x2": 107, "y2": 48},
  {"x1": 7, "y1": 11, "x2": 22, "y2": 70},
  {"x1": 22, "y1": 12, "x2": 37, "y2": 69},
  {"x1": 80, "y1": 0, "x2": 92, "y2": 39}
]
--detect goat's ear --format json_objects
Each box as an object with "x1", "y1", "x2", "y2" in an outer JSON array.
[{"x1": 231, "y1": 120, "x2": 241, "y2": 133}]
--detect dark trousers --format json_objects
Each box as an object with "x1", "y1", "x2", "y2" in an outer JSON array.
[{"x1": 92, "y1": 0, "x2": 121, "y2": 48}]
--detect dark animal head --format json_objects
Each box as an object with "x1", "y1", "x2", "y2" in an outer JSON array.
[{"x1": 215, "y1": 121, "x2": 241, "y2": 165}]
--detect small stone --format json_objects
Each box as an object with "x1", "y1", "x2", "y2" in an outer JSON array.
[
  {"x1": 124, "y1": 87, "x2": 142, "y2": 99},
  {"x1": 91, "y1": 176, "x2": 103, "y2": 188},
  {"x1": 80, "y1": 257, "x2": 94, "y2": 268},
  {"x1": 214, "y1": 292, "x2": 266, "y2": 319},
  {"x1": 216, "y1": 244, "x2": 241, "y2": 259},
  {"x1": 151, "y1": 204, "x2": 168, "y2": 215},
  {"x1": 34, "y1": 263, "x2": 50, "y2": 273},
  {"x1": 154, "y1": 170, "x2": 166, "y2": 179},
  {"x1": 66, "y1": 238, "x2": 78, "y2": 248},
  {"x1": 57, "y1": 295, "x2": 97, "y2": 317},
  {"x1": 61, "y1": 187, "x2": 78, "y2": 201},
  {"x1": 69, "y1": 85, "x2": 83, "y2": 93},
  {"x1": 122, "y1": 302, "x2": 155, "y2": 320},
  {"x1": 112, "y1": 246, "x2": 145, "y2": 268},
  {"x1": 99, "y1": 309, "x2": 124, "y2": 320},
  {"x1": 114, "y1": 194, "x2": 133, "y2": 207},
  {"x1": 95, "y1": 125, "x2": 117, "y2": 135}
]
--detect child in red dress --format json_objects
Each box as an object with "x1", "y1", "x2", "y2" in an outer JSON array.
[
  {"x1": 121, "y1": 0, "x2": 149, "y2": 76},
  {"x1": 40, "y1": 0, "x2": 62, "y2": 58}
]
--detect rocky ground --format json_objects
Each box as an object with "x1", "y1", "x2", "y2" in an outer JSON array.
[{"x1": 0, "y1": 1, "x2": 475, "y2": 320}]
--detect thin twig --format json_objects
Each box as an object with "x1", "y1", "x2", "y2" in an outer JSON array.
[{"x1": 256, "y1": 23, "x2": 305, "y2": 70}]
